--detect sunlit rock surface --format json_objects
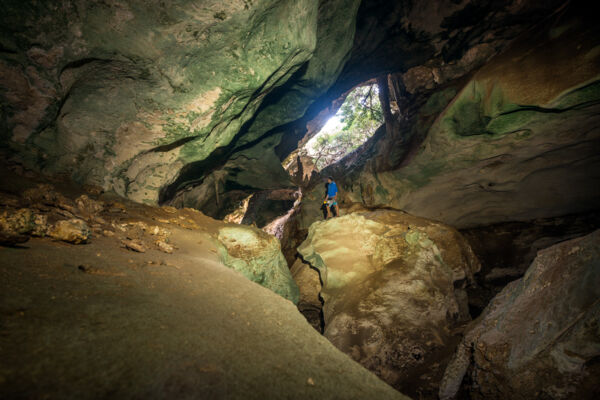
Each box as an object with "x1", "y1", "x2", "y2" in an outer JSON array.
[
  {"x1": 297, "y1": 210, "x2": 480, "y2": 397},
  {"x1": 440, "y1": 230, "x2": 600, "y2": 400}
]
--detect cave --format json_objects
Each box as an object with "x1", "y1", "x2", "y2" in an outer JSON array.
[{"x1": 1, "y1": 1, "x2": 599, "y2": 399}]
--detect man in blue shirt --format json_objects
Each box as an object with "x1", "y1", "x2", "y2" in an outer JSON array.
[{"x1": 323, "y1": 176, "x2": 339, "y2": 219}]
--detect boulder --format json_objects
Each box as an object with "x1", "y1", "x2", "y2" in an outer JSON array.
[
  {"x1": 216, "y1": 226, "x2": 299, "y2": 303},
  {"x1": 0, "y1": 208, "x2": 37, "y2": 235},
  {"x1": 75, "y1": 194, "x2": 105, "y2": 216},
  {"x1": 0, "y1": 208, "x2": 48, "y2": 245},
  {"x1": 47, "y1": 219, "x2": 91, "y2": 244},
  {"x1": 297, "y1": 210, "x2": 480, "y2": 397},
  {"x1": 439, "y1": 229, "x2": 600, "y2": 400}
]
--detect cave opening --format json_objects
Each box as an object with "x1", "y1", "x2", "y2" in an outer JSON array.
[{"x1": 299, "y1": 82, "x2": 383, "y2": 171}]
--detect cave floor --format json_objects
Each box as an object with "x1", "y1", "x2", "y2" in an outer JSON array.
[{"x1": 0, "y1": 171, "x2": 406, "y2": 399}]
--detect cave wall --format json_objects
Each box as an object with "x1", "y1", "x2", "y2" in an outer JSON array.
[
  {"x1": 0, "y1": 0, "x2": 360, "y2": 206},
  {"x1": 1, "y1": 0, "x2": 567, "y2": 219},
  {"x1": 313, "y1": 4, "x2": 600, "y2": 230}
]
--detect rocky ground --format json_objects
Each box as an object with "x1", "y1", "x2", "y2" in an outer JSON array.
[
  {"x1": 0, "y1": 167, "x2": 406, "y2": 400},
  {"x1": 440, "y1": 230, "x2": 600, "y2": 400}
]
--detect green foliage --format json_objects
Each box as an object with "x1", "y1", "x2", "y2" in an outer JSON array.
[{"x1": 308, "y1": 84, "x2": 383, "y2": 169}]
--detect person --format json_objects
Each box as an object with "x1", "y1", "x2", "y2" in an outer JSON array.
[{"x1": 323, "y1": 176, "x2": 339, "y2": 219}]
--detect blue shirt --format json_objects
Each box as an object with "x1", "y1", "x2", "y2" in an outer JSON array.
[{"x1": 327, "y1": 181, "x2": 338, "y2": 197}]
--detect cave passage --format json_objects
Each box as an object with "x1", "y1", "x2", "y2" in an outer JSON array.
[{"x1": 1, "y1": 1, "x2": 600, "y2": 400}]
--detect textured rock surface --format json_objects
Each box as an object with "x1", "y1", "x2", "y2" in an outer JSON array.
[
  {"x1": 216, "y1": 225, "x2": 300, "y2": 303},
  {"x1": 299, "y1": 6, "x2": 600, "y2": 232},
  {"x1": 0, "y1": 171, "x2": 296, "y2": 302},
  {"x1": 1, "y1": 0, "x2": 567, "y2": 219},
  {"x1": 0, "y1": 169, "x2": 408, "y2": 400},
  {"x1": 461, "y1": 212, "x2": 600, "y2": 315},
  {"x1": 290, "y1": 257, "x2": 323, "y2": 332},
  {"x1": 47, "y1": 218, "x2": 91, "y2": 244},
  {"x1": 297, "y1": 210, "x2": 480, "y2": 397},
  {"x1": 0, "y1": 0, "x2": 360, "y2": 205},
  {"x1": 440, "y1": 230, "x2": 600, "y2": 400}
]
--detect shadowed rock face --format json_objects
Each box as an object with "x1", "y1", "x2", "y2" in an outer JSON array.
[
  {"x1": 1, "y1": 0, "x2": 565, "y2": 217},
  {"x1": 440, "y1": 229, "x2": 600, "y2": 400},
  {"x1": 328, "y1": 5, "x2": 600, "y2": 228},
  {"x1": 296, "y1": 210, "x2": 480, "y2": 398},
  {"x1": 0, "y1": 0, "x2": 361, "y2": 205},
  {"x1": 461, "y1": 212, "x2": 600, "y2": 315}
]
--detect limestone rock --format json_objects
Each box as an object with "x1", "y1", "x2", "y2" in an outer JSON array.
[
  {"x1": 439, "y1": 230, "x2": 600, "y2": 400},
  {"x1": 312, "y1": 9, "x2": 600, "y2": 230},
  {"x1": 31, "y1": 214, "x2": 48, "y2": 236},
  {"x1": 216, "y1": 226, "x2": 299, "y2": 303},
  {"x1": 48, "y1": 219, "x2": 91, "y2": 244},
  {"x1": 0, "y1": 208, "x2": 37, "y2": 235},
  {"x1": 122, "y1": 239, "x2": 146, "y2": 253},
  {"x1": 75, "y1": 195, "x2": 104, "y2": 216},
  {"x1": 0, "y1": 210, "x2": 408, "y2": 400},
  {"x1": 22, "y1": 184, "x2": 57, "y2": 204},
  {"x1": 0, "y1": 208, "x2": 48, "y2": 245},
  {"x1": 297, "y1": 210, "x2": 480, "y2": 397},
  {"x1": 1, "y1": 0, "x2": 363, "y2": 206},
  {"x1": 156, "y1": 240, "x2": 174, "y2": 254}
]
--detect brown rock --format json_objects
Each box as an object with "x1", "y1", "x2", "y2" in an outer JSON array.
[
  {"x1": 75, "y1": 195, "x2": 104, "y2": 215},
  {"x1": 156, "y1": 240, "x2": 174, "y2": 254},
  {"x1": 0, "y1": 208, "x2": 37, "y2": 235},
  {"x1": 297, "y1": 210, "x2": 480, "y2": 398},
  {"x1": 122, "y1": 239, "x2": 146, "y2": 253},
  {"x1": 48, "y1": 219, "x2": 91, "y2": 244},
  {"x1": 290, "y1": 258, "x2": 323, "y2": 332}
]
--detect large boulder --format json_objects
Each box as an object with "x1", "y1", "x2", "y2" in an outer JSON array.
[
  {"x1": 440, "y1": 229, "x2": 600, "y2": 400},
  {"x1": 216, "y1": 225, "x2": 300, "y2": 303},
  {"x1": 296, "y1": 210, "x2": 480, "y2": 397}
]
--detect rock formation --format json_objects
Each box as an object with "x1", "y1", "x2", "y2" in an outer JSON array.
[
  {"x1": 1, "y1": 0, "x2": 568, "y2": 218},
  {"x1": 290, "y1": 3, "x2": 599, "y2": 239},
  {"x1": 216, "y1": 224, "x2": 300, "y2": 303},
  {"x1": 296, "y1": 210, "x2": 481, "y2": 397},
  {"x1": 440, "y1": 230, "x2": 600, "y2": 400},
  {"x1": 0, "y1": 171, "x2": 406, "y2": 400},
  {"x1": 2, "y1": 0, "x2": 600, "y2": 398}
]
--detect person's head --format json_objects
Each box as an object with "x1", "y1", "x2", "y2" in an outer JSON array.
[{"x1": 327, "y1": 176, "x2": 334, "y2": 183}]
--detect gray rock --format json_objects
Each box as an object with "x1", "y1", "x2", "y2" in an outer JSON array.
[{"x1": 439, "y1": 230, "x2": 600, "y2": 400}]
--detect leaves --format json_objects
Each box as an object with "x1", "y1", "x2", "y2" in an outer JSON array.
[{"x1": 307, "y1": 84, "x2": 383, "y2": 169}]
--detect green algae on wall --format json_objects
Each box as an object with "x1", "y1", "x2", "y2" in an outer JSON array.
[
  {"x1": 216, "y1": 225, "x2": 300, "y2": 303},
  {"x1": 2, "y1": 0, "x2": 355, "y2": 205}
]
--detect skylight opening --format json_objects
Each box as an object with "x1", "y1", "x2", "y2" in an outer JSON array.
[{"x1": 302, "y1": 83, "x2": 383, "y2": 170}]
